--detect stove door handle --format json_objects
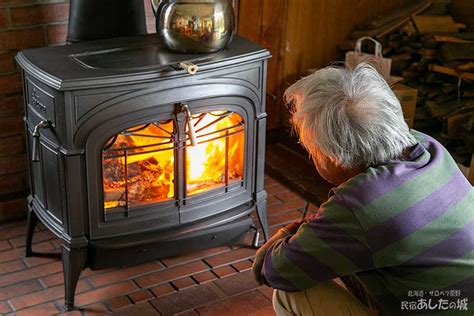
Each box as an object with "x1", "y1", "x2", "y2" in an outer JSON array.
[
  {"x1": 182, "y1": 104, "x2": 198, "y2": 146},
  {"x1": 31, "y1": 120, "x2": 50, "y2": 162},
  {"x1": 179, "y1": 61, "x2": 199, "y2": 75}
]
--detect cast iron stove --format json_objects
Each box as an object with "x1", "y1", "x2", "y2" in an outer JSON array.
[{"x1": 15, "y1": 34, "x2": 270, "y2": 310}]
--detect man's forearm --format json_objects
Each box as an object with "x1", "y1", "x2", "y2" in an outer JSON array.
[{"x1": 252, "y1": 226, "x2": 292, "y2": 285}]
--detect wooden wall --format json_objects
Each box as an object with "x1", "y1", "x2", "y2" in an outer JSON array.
[{"x1": 238, "y1": 0, "x2": 412, "y2": 129}]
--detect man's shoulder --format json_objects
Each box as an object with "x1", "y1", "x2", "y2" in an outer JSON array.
[{"x1": 330, "y1": 130, "x2": 471, "y2": 226}]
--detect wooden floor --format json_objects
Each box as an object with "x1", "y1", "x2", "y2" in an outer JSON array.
[{"x1": 0, "y1": 174, "x2": 319, "y2": 315}]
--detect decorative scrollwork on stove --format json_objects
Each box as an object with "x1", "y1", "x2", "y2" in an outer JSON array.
[{"x1": 31, "y1": 87, "x2": 47, "y2": 112}]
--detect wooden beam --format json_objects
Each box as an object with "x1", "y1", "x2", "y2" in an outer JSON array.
[
  {"x1": 413, "y1": 16, "x2": 459, "y2": 34},
  {"x1": 434, "y1": 35, "x2": 474, "y2": 44},
  {"x1": 357, "y1": 0, "x2": 431, "y2": 30},
  {"x1": 429, "y1": 64, "x2": 474, "y2": 80}
]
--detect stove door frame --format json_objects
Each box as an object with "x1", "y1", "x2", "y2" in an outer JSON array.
[
  {"x1": 177, "y1": 99, "x2": 254, "y2": 225},
  {"x1": 86, "y1": 95, "x2": 256, "y2": 239}
]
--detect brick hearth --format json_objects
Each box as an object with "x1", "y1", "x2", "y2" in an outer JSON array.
[{"x1": 0, "y1": 175, "x2": 319, "y2": 315}]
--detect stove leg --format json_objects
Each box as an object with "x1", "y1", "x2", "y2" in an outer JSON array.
[
  {"x1": 62, "y1": 244, "x2": 87, "y2": 311},
  {"x1": 25, "y1": 209, "x2": 38, "y2": 257},
  {"x1": 255, "y1": 200, "x2": 269, "y2": 243}
]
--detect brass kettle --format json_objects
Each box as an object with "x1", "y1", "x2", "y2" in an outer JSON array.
[{"x1": 151, "y1": 0, "x2": 235, "y2": 53}]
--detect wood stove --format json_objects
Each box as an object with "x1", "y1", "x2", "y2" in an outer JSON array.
[{"x1": 15, "y1": 34, "x2": 270, "y2": 310}]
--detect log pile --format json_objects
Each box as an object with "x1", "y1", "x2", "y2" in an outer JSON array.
[{"x1": 339, "y1": 0, "x2": 474, "y2": 165}]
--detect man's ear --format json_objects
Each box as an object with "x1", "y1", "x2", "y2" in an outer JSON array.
[
  {"x1": 318, "y1": 151, "x2": 340, "y2": 169},
  {"x1": 329, "y1": 155, "x2": 343, "y2": 167}
]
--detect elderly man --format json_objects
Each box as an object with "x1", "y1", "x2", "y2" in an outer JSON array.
[{"x1": 252, "y1": 64, "x2": 474, "y2": 315}]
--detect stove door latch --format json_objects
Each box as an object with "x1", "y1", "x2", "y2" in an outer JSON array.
[{"x1": 31, "y1": 120, "x2": 50, "y2": 162}]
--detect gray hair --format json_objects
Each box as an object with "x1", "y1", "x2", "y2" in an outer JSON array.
[{"x1": 285, "y1": 63, "x2": 416, "y2": 168}]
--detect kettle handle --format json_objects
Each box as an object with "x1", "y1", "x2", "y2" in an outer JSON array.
[
  {"x1": 150, "y1": 0, "x2": 169, "y2": 17},
  {"x1": 150, "y1": 0, "x2": 159, "y2": 16}
]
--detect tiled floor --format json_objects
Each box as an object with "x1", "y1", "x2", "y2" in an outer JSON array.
[{"x1": 0, "y1": 175, "x2": 318, "y2": 315}]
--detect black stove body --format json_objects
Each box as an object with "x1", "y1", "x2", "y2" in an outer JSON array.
[{"x1": 16, "y1": 35, "x2": 270, "y2": 310}]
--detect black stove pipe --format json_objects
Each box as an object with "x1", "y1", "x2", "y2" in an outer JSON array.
[{"x1": 67, "y1": 0, "x2": 148, "y2": 42}]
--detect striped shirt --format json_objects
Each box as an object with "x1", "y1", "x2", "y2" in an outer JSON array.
[{"x1": 262, "y1": 130, "x2": 474, "y2": 315}]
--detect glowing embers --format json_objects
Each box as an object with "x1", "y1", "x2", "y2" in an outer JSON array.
[
  {"x1": 186, "y1": 111, "x2": 244, "y2": 196},
  {"x1": 102, "y1": 120, "x2": 175, "y2": 211}
]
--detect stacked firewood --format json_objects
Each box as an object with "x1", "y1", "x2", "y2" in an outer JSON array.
[{"x1": 339, "y1": 0, "x2": 474, "y2": 165}]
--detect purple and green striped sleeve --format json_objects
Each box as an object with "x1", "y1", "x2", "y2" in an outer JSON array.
[{"x1": 262, "y1": 194, "x2": 374, "y2": 291}]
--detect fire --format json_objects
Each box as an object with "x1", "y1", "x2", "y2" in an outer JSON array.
[
  {"x1": 186, "y1": 112, "x2": 244, "y2": 195},
  {"x1": 102, "y1": 111, "x2": 244, "y2": 211}
]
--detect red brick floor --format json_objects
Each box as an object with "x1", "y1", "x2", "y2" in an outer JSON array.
[{"x1": 0, "y1": 175, "x2": 318, "y2": 315}]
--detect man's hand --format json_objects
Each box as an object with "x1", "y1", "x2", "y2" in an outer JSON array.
[{"x1": 252, "y1": 227, "x2": 290, "y2": 285}]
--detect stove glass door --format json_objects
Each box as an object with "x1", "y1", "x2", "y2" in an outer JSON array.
[
  {"x1": 185, "y1": 111, "x2": 244, "y2": 196},
  {"x1": 101, "y1": 110, "x2": 245, "y2": 215},
  {"x1": 186, "y1": 111, "x2": 245, "y2": 196},
  {"x1": 102, "y1": 119, "x2": 175, "y2": 212}
]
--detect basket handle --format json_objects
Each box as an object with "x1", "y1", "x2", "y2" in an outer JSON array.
[{"x1": 355, "y1": 36, "x2": 383, "y2": 57}]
